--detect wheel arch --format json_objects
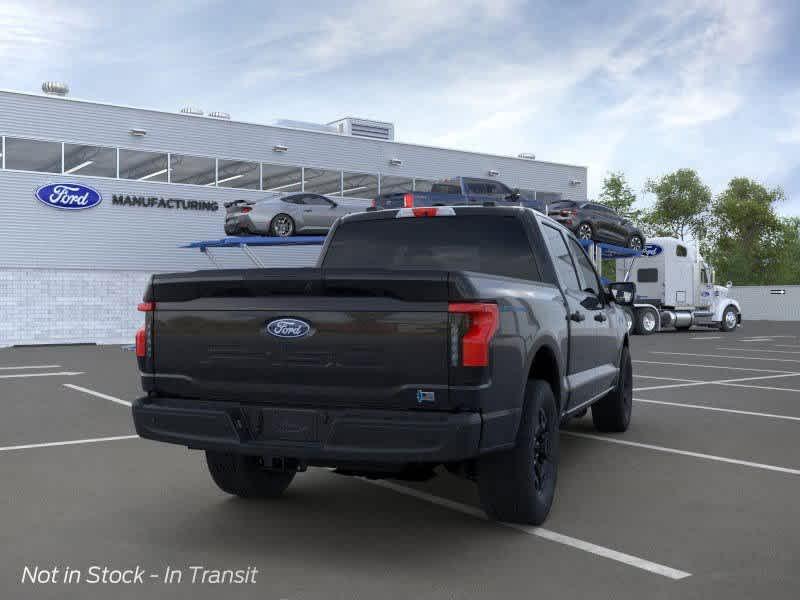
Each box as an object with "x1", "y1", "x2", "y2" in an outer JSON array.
[
  {"x1": 526, "y1": 342, "x2": 563, "y2": 415},
  {"x1": 713, "y1": 298, "x2": 741, "y2": 322}
]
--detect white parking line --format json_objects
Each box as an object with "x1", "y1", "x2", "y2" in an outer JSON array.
[
  {"x1": 719, "y1": 382, "x2": 800, "y2": 394},
  {"x1": 774, "y1": 344, "x2": 800, "y2": 349},
  {"x1": 63, "y1": 384, "x2": 132, "y2": 408},
  {"x1": 634, "y1": 360, "x2": 796, "y2": 374},
  {"x1": 364, "y1": 479, "x2": 691, "y2": 580},
  {"x1": 633, "y1": 372, "x2": 800, "y2": 392},
  {"x1": 0, "y1": 435, "x2": 139, "y2": 453},
  {"x1": 717, "y1": 347, "x2": 800, "y2": 355},
  {"x1": 652, "y1": 351, "x2": 800, "y2": 364},
  {"x1": 634, "y1": 397, "x2": 800, "y2": 422},
  {"x1": 0, "y1": 364, "x2": 61, "y2": 370},
  {"x1": 563, "y1": 432, "x2": 800, "y2": 476},
  {"x1": 689, "y1": 336, "x2": 721, "y2": 340},
  {"x1": 633, "y1": 374, "x2": 699, "y2": 383},
  {"x1": 0, "y1": 371, "x2": 84, "y2": 379}
]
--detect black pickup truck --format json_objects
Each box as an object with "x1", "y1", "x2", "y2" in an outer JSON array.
[{"x1": 133, "y1": 206, "x2": 635, "y2": 525}]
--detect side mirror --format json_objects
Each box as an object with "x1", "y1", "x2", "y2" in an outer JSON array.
[
  {"x1": 330, "y1": 201, "x2": 338, "y2": 208},
  {"x1": 726, "y1": 281, "x2": 732, "y2": 289},
  {"x1": 607, "y1": 281, "x2": 636, "y2": 306}
]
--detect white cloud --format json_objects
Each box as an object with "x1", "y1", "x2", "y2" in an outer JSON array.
[
  {"x1": 776, "y1": 90, "x2": 800, "y2": 144},
  {"x1": 307, "y1": 0, "x2": 516, "y2": 66},
  {"x1": 0, "y1": 1, "x2": 93, "y2": 69}
]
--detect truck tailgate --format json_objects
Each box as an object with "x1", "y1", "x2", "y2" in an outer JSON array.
[{"x1": 146, "y1": 269, "x2": 463, "y2": 410}]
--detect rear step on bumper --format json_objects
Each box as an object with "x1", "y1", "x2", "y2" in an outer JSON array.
[{"x1": 133, "y1": 396, "x2": 482, "y2": 463}]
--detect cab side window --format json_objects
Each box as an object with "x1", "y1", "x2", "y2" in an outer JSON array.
[
  {"x1": 541, "y1": 225, "x2": 581, "y2": 293},
  {"x1": 567, "y1": 237, "x2": 602, "y2": 299}
]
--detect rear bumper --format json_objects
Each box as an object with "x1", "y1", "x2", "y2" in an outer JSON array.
[{"x1": 132, "y1": 396, "x2": 483, "y2": 464}]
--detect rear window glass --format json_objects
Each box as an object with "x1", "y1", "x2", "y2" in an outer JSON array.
[
  {"x1": 637, "y1": 268, "x2": 659, "y2": 283},
  {"x1": 323, "y1": 215, "x2": 540, "y2": 281},
  {"x1": 549, "y1": 201, "x2": 575, "y2": 210},
  {"x1": 430, "y1": 184, "x2": 461, "y2": 194}
]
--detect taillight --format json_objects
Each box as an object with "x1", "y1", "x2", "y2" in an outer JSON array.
[
  {"x1": 135, "y1": 328, "x2": 147, "y2": 357},
  {"x1": 241, "y1": 207, "x2": 252, "y2": 213},
  {"x1": 136, "y1": 301, "x2": 154, "y2": 366},
  {"x1": 560, "y1": 209, "x2": 577, "y2": 217},
  {"x1": 448, "y1": 303, "x2": 499, "y2": 367},
  {"x1": 403, "y1": 193, "x2": 414, "y2": 208}
]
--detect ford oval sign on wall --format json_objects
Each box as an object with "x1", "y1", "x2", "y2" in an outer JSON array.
[
  {"x1": 35, "y1": 183, "x2": 103, "y2": 210},
  {"x1": 266, "y1": 318, "x2": 312, "y2": 339}
]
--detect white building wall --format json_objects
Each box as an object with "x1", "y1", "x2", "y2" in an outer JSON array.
[
  {"x1": 728, "y1": 285, "x2": 800, "y2": 321},
  {"x1": 0, "y1": 89, "x2": 588, "y2": 345}
]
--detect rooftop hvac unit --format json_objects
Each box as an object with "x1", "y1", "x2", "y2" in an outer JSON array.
[
  {"x1": 42, "y1": 81, "x2": 69, "y2": 96},
  {"x1": 180, "y1": 106, "x2": 204, "y2": 116},
  {"x1": 329, "y1": 117, "x2": 395, "y2": 141},
  {"x1": 208, "y1": 111, "x2": 231, "y2": 120}
]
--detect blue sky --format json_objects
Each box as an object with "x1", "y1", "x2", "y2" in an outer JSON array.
[{"x1": 3, "y1": 0, "x2": 799, "y2": 213}]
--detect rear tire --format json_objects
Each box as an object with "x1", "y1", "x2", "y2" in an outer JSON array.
[
  {"x1": 592, "y1": 345, "x2": 633, "y2": 432},
  {"x1": 622, "y1": 306, "x2": 634, "y2": 334},
  {"x1": 477, "y1": 379, "x2": 559, "y2": 525},
  {"x1": 634, "y1": 307, "x2": 658, "y2": 335},
  {"x1": 205, "y1": 452, "x2": 295, "y2": 498},
  {"x1": 269, "y1": 214, "x2": 295, "y2": 237}
]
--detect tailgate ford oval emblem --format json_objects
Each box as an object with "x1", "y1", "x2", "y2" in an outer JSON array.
[{"x1": 266, "y1": 318, "x2": 312, "y2": 338}]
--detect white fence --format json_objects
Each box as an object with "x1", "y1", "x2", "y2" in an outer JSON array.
[{"x1": 727, "y1": 285, "x2": 800, "y2": 321}]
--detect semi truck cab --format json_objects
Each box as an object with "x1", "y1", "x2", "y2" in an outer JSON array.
[{"x1": 614, "y1": 236, "x2": 741, "y2": 334}]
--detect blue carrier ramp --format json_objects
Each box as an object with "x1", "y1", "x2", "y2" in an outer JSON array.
[
  {"x1": 182, "y1": 235, "x2": 326, "y2": 250},
  {"x1": 579, "y1": 239, "x2": 642, "y2": 260},
  {"x1": 182, "y1": 235, "x2": 326, "y2": 268}
]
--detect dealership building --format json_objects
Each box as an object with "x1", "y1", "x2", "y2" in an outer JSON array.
[{"x1": 0, "y1": 85, "x2": 588, "y2": 346}]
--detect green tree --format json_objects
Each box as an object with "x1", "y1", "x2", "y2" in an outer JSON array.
[
  {"x1": 642, "y1": 169, "x2": 711, "y2": 241},
  {"x1": 707, "y1": 178, "x2": 786, "y2": 285},
  {"x1": 598, "y1": 171, "x2": 640, "y2": 220}
]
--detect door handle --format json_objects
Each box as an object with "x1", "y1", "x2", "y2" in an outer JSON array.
[
  {"x1": 594, "y1": 313, "x2": 607, "y2": 322},
  {"x1": 570, "y1": 311, "x2": 585, "y2": 322},
  {"x1": 303, "y1": 209, "x2": 312, "y2": 213}
]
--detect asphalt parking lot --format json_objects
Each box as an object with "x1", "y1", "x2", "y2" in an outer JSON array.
[{"x1": 2, "y1": 321, "x2": 800, "y2": 599}]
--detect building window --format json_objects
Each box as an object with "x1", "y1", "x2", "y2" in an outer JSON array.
[
  {"x1": 63, "y1": 143, "x2": 117, "y2": 177},
  {"x1": 342, "y1": 171, "x2": 378, "y2": 199},
  {"x1": 217, "y1": 159, "x2": 260, "y2": 189},
  {"x1": 4, "y1": 137, "x2": 61, "y2": 173},
  {"x1": 262, "y1": 163, "x2": 302, "y2": 192},
  {"x1": 119, "y1": 149, "x2": 168, "y2": 182},
  {"x1": 676, "y1": 245, "x2": 688, "y2": 257},
  {"x1": 379, "y1": 176, "x2": 413, "y2": 195},
  {"x1": 304, "y1": 167, "x2": 342, "y2": 195},
  {"x1": 170, "y1": 154, "x2": 216, "y2": 186},
  {"x1": 413, "y1": 178, "x2": 435, "y2": 192}
]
